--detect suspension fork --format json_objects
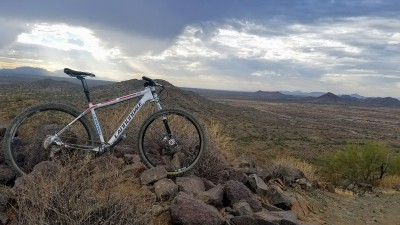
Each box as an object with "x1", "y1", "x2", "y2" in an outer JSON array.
[{"x1": 152, "y1": 89, "x2": 173, "y2": 137}]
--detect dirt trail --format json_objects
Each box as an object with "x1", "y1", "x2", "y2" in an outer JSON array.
[{"x1": 309, "y1": 190, "x2": 400, "y2": 225}]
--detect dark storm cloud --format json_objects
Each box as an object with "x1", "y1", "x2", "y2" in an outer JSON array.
[{"x1": 1, "y1": 0, "x2": 399, "y2": 38}]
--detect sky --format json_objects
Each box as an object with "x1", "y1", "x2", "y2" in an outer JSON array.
[{"x1": 1, "y1": 0, "x2": 400, "y2": 97}]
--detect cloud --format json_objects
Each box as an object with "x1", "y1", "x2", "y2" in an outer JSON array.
[
  {"x1": 1, "y1": 1, "x2": 400, "y2": 96},
  {"x1": 17, "y1": 23, "x2": 121, "y2": 61},
  {"x1": 135, "y1": 16, "x2": 400, "y2": 96}
]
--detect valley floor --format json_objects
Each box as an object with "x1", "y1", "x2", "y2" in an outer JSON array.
[{"x1": 308, "y1": 189, "x2": 400, "y2": 225}]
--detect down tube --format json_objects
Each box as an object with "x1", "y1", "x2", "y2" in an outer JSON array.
[{"x1": 107, "y1": 93, "x2": 152, "y2": 145}]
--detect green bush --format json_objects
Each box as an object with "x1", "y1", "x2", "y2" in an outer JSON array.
[
  {"x1": 319, "y1": 142, "x2": 390, "y2": 184},
  {"x1": 389, "y1": 155, "x2": 400, "y2": 175}
]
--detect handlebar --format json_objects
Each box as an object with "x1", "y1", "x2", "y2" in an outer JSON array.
[{"x1": 142, "y1": 76, "x2": 163, "y2": 88}]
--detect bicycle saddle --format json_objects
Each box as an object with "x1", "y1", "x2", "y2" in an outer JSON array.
[{"x1": 64, "y1": 68, "x2": 96, "y2": 77}]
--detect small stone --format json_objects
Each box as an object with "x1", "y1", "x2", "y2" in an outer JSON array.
[{"x1": 152, "y1": 205, "x2": 165, "y2": 216}]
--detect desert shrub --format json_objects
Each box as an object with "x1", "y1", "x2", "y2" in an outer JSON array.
[
  {"x1": 319, "y1": 141, "x2": 390, "y2": 184},
  {"x1": 11, "y1": 156, "x2": 154, "y2": 225},
  {"x1": 388, "y1": 155, "x2": 400, "y2": 175}
]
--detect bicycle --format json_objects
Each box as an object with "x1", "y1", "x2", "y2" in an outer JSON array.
[{"x1": 2, "y1": 68, "x2": 206, "y2": 177}]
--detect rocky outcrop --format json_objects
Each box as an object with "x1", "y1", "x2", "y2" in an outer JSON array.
[{"x1": 1, "y1": 154, "x2": 317, "y2": 225}]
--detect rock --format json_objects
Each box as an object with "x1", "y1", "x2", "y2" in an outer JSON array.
[
  {"x1": 224, "y1": 180, "x2": 262, "y2": 212},
  {"x1": 232, "y1": 200, "x2": 253, "y2": 216},
  {"x1": 171, "y1": 192, "x2": 225, "y2": 225},
  {"x1": 264, "y1": 185, "x2": 292, "y2": 210},
  {"x1": 0, "y1": 164, "x2": 15, "y2": 185},
  {"x1": 152, "y1": 205, "x2": 165, "y2": 216},
  {"x1": 231, "y1": 215, "x2": 257, "y2": 225},
  {"x1": 226, "y1": 168, "x2": 248, "y2": 184},
  {"x1": 123, "y1": 154, "x2": 141, "y2": 165},
  {"x1": 268, "y1": 178, "x2": 285, "y2": 190},
  {"x1": 247, "y1": 174, "x2": 269, "y2": 194},
  {"x1": 154, "y1": 178, "x2": 178, "y2": 201},
  {"x1": 202, "y1": 178, "x2": 216, "y2": 190},
  {"x1": 176, "y1": 175, "x2": 205, "y2": 195},
  {"x1": 122, "y1": 161, "x2": 147, "y2": 177},
  {"x1": 262, "y1": 202, "x2": 283, "y2": 211},
  {"x1": 197, "y1": 184, "x2": 224, "y2": 206},
  {"x1": 289, "y1": 193, "x2": 312, "y2": 220},
  {"x1": 140, "y1": 166, "x2": 167, "y2": 185},
  {"x1": 296, "y1": 178, "x2": 312, "y2": 189},
  {"x1": 254, "y1": 210, "x2": 298, "y2": 225}
]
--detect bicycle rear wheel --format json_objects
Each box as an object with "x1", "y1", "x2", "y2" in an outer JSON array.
[
  {"x1": 2, "y1": 103, "x2": 96, "y2": 176},
  {"x1": 138, "y1": 109, "x2": 205, "y2": 177}
]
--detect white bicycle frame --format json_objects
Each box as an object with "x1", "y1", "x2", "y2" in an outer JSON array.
[{"x1": 56, "y1": 86, "x2": 162, "y2": 152}]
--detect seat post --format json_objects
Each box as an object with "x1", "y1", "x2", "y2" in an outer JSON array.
[{"x1": 77, "y1": 76, "x2": 92, "y2": 102}]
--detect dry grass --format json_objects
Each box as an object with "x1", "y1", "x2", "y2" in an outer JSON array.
[
  {"x1": 378, "y1": 175, "x2": 400, "y2": 189},
  {"x1": 193, "y1": 120, "x2": 232, "y2": 182},
  {"x1": 11, "y1": 156, "x2": 155, "y2": 225},
  {"x1": 270, "y1": 155, "x2": 318, "y2": 182}
]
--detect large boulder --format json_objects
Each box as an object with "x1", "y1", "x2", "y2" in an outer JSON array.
[
  {"x1": 154, "y1": 178, "x2": 178, "y2": 201},
  {"x1": 171, "y1": 192, "x2": 225, "y2": 225},
  {"x1": 140, "y1": 166, "x2": 167, "y2": 185},
  {"x1": 224, "y1": 180, "x2": 262, "y2": 212},
  {"x1": 175, "y1": 175, "x2": 205, "y2": 195}
]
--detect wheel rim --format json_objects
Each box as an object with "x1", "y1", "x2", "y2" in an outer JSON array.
[
  {"x1": 8, "y1": 109, "x2": 93, "y2": 174},
  {"x1": 141, "y1": 112, "x2": 203, "y2": 174}
]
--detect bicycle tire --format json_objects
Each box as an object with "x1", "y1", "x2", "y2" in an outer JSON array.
[
  {"x1": 2, "y1": 103, "x2": 96, "y2": 176},
  {"x1": 138, "y1": 109, "x2": 205, "y2": 177}
]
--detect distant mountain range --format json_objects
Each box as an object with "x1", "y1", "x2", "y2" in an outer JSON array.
[
  {"x1": 2, "y1": 67, "x2": 399, "y2": 107},
  {"x1": 183, "y1": 88, "x2": 400, "y2": 107},
  {"x1": 0, "y1": 67, "x2": 114, "y2": 87}
]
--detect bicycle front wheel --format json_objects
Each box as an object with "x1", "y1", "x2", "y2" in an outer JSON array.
[
  {"x1": 3, "y1": 103, "x2": 96, "y2": 176},
  {"x1": 138, "y1": 109, "x2": 205, "y2": 177}
]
